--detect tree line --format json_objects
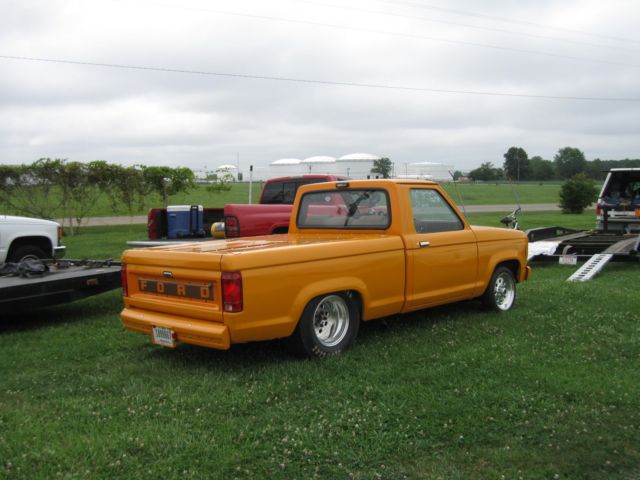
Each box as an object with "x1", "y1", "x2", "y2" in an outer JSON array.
[
  {"x1": 0, "y1": 158, "x2": 195, "y2": 233},
  {"x1": 465, "y1": 147, "x2": 640, "y2": 182}
]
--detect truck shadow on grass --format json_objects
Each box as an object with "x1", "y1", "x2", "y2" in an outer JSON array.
[
  {"x1": 0, "y1": 291, "x2": 121, "y2": 334},
  {"x1": 143, "y1": 300, "x2": 486, "y2": 369}
]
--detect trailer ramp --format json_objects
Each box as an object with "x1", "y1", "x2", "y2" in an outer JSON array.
[
  {"x1": 566, "y1": 235, "x2": 639, "y2": 282},
  {"x1": 567, "y1": 254, "x2": 614, "y2": 282}
]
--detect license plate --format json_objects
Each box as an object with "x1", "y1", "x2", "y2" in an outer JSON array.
[
  {"x1": 139, "y1": 279, "x2": 214, "y2": 301},
  {"x1": 152, "y1": 326, "x2": 176, "y2": 348},
  {"x1": 559, "y1": 255, "x2": 577, "y2": 266}
]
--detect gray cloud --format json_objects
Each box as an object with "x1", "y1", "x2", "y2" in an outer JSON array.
[{"x1": 1, "y1": 0, "x2": 639, "y2": 174}]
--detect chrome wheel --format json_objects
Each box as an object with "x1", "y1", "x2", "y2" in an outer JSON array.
[
  {"x1": 312, "y1": 294, "x2": 350, "y2": 347},
  {"x1": 493, "y1": 270, "x2": 516, "y2": 311}
]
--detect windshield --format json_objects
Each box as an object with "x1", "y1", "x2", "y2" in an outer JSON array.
[{"x1": 297, "y1": 188, "x2": 390, "y2": 229}]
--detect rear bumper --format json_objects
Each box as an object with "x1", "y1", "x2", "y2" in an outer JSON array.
[{"x1": 121, "y1": 308, "x2": 230, "y2": 350}]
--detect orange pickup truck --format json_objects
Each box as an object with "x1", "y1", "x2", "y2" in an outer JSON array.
[{"x1": 121, "y1": 179, "x2": 530, "y2": 357}]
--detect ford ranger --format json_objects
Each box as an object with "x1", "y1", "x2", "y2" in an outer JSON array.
[{"x1": 121, "y1": 179, "x2": 530, "y2": 357}]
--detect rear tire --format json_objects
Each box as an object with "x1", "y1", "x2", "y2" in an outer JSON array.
[
  {"x1": 482, "y1": 266, "x2": 516, "y2": 311},
  {"x1": 7, "y1": 245, "x2": 48, "y2": 263},
  {"x1": 292, "y1": 292, "x2": 360, "y2": 358}
]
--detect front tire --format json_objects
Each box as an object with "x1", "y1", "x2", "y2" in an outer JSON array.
[
  {"x1": 482, "y1": 266, "x2": 516, "y2": 311},
  {"x1": 7, "y1": 245, "x2": 48, "y2": 263},
  {"x1": 292, "y1": 292, "x2": 360, "y2": 358}
]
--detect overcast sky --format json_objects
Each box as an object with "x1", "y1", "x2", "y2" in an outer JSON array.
[{"x1": 1, "y1": 0, "x2": 639, "y2": 175}]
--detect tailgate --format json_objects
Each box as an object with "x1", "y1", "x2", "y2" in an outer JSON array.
[{"x1": 123, "y1": 248, "x2": 224, "y2": 322}]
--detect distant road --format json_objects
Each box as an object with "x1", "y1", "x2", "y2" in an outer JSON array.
[
  {"x1": 462, "y1": 203, "x2": 560, "y2": 213},
  {"x1": 58, "y1": 203, "x2": 561, "y2": 227}
]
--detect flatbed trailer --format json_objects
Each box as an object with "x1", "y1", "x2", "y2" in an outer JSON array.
[
  {"x1": 527, "y1": 227, "x2": 640, "y2": 258},
  {"x1": 526, "y1": 227, "x2": 639, "y2": 281},
  {"x1": 0, "y1": 259, "x2": 121, "y2": 312}
]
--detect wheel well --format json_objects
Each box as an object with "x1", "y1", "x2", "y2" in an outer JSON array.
[
  {"x1": 496, "y1": 260, "x2": 520, "y2": 282},
  {"x1": 301, "y1": 289, "x2": 363, "y2": 321},
  {"x1": 344, "y1": 290, "x2": 363, "y2": 318},
  {"x1": 8, "y1": 236, "x2": 51, "y2": 257}
]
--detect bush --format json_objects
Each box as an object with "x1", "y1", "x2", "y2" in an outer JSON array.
[{"x1": 559, "y1": 173, "x2": 598, "y2": 213}]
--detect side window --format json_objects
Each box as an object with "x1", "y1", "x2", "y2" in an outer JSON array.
[
  {"x1": 410, "y1": 189, "x2": 463, "y2": 233},
  {"x1": 261, "y1": 182, "x2": 285, "y2": 204},
  {"x1": 282, "y1": 182, "x2": 297, "y2": 203}
]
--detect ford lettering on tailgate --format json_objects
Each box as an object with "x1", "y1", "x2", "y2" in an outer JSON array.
[{"x1": 139, "y1": 279, "x2": 214, "y2": 300}]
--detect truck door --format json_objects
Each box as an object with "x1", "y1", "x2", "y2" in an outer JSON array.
[{"x1": 404, "y1": 187, "x2": 478, "y2": 310}]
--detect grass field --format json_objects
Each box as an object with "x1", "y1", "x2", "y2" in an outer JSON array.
[
  {"x1": 2, "y1": 181, "x2": 572, "y2": 219},
  {"x1": 2, "y1": 213, "x2": 638, "y2": 479}
]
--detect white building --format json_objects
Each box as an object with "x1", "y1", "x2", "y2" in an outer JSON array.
[{"x1": 259, "y1": 155, "x2": 454, "y2": 181}]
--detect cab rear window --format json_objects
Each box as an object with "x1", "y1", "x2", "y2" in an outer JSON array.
[
  {"x1": 297, "y1": 189, "x2": 390, "y2": 229},
  {"x1": 262, "y1": 179, "x2": 329, "y2": 204}
]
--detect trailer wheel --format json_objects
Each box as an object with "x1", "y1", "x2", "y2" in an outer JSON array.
[
  {"x1": 7, "y1": 245, "x2": 48, "y2": 263},
  {"x1": 482, "y1": 266, "x2": 516, "y2": 311},
  {"x1": 292, "y1": 292, "x2": 360, "y2": 358}
]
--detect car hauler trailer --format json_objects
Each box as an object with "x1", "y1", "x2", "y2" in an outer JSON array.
[
  {"x1": 526, "y1": 227, "x2": 639, "y2": 282},
  {"x1": 0, "y1": 259, "x2": 121, "y2": 312}
]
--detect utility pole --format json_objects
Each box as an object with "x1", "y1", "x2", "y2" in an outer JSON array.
[{"x1": 248, "y1": 165, "x2": 253, "y2": 204}]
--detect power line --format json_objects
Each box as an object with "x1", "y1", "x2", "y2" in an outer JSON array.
[
  {"x1": 373, "y1": 0, "x2": 640, "y2": 46},
  {"x1": 297, "y1": 0, "x2": 640, "y2": 54},
  {"x1": 2, "y1": 54, "x2": 639, "y2": 102},
  {"x1": 107, "y1": 1, "x2": 640, "y2": 70}
]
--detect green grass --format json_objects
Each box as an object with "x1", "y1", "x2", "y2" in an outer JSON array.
[
  {"x1": 2, "y1": 213, "x2": 639, "y2": 479},
  {"x1": 0, "y1": 183, "x2": 263, "y2": 219},
  {"x1": 464, "y1": 210, "x2": 597, "y2": 231},
  {"x1": 442, "y1": 181, "x2": 565, "y2": 205},
  {"x1": 1, "y1": 260, "x2": 638, "y2": 479},
  {"x1": 2, "y1": 181, "x2": 571, "y2": 219},
  {"x1": 62, "y1": 225, "x2": 147, "y2": 259}
]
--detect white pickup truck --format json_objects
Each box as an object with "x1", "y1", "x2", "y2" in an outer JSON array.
[
  {"x1": 0, "y1": 215, "x2": 123, "y2": 312},
  {"x1": 0, "y1": 214, "x2": 66, "y2": 263}
]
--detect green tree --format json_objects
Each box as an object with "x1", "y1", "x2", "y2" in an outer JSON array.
[
  {"x1": 370, "y1": 157, "x2": 393, "y2": 178},
  {"x1": 207, "y1": 172, "x2": 234, "y2": 193},
  {"x1": 468, "y1": 162, "x2": 503, "y2": 181},
  {"x1": 528, "y1": 156, "x2": 555, "y2": 181},
  {"x1": 57, "y1": 161, "x2": 99, "y2": 234},
  {"x1": 503, "y1": 147, "x2": 529, "y2": 181},
  {"x1": 85, "y1": 161, "x2": 144, "y2": 216},
  {"x1": 559, "y1": 173, "x2": 598, "y2": 214},
  {"x1": 0, "y1": 158, "x2": 65, "y2": 219},
  {"x1": 585, "y1": 158, "x2": 640, "y2": 180},
  {"x1": 141, "y1": 166, "x2": 195, "y2": 206},
  {"x1": 554, "y1": 147, "x2": 587, "y2": 179}
]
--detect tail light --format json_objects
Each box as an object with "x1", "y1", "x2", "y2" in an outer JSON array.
[
  {"x1": 221, "y1": 271, "x2": 243, "y2": 312},
  {"x1": 596, "y1": 204, "x2": 601, "y2": 216},
  {"x1": 121, "y1": 264, "x2": 128, "y2": 297},
  {"x1": 147, "y1": 209, "x2": 158, "y2": 240},
  {"x1": 225, "y1": 216, "x2": 240, "y2": 238}
]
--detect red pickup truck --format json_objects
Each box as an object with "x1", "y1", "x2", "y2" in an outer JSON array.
[
  {"x1": 146, "y1": 175, "x2": 348, "y2": 240},
  {"x1": 224, "y1": 174, "x2": 348, "y2": 237}
]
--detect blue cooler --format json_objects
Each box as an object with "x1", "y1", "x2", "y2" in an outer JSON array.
[{"x1": 167, "y1": 205, "x2": 205, "y2": 239}]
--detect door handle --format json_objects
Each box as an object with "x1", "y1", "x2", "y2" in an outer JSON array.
[{"x1": 418, "y1": 241, "x2": 431, "y2": 248}]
